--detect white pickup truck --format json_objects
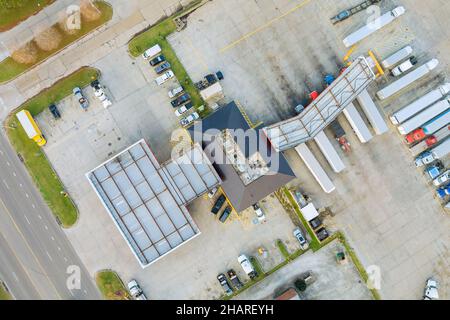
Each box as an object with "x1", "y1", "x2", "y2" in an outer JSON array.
[{"x1": 237, "y1": 254, "x2": 258, "y2": 279}]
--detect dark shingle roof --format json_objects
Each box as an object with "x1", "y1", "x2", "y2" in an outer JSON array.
[{"x1": 188, "y1": 102, "x2": 296, "y2": 212}]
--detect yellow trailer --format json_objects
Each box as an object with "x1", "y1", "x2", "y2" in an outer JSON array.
[{"x1": 16, "y1": 110, "x2": 47, "y2": 146}]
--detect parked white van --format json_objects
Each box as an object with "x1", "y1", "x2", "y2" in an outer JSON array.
[{"x1": 142, "y1": 44, "x2": 162, "y2": 60}]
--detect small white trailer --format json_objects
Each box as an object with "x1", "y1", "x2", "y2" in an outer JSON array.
[
  {"x1": 295, "y1": 143, "x2": 336, "y2": 193},
  {"x1": 343, "y1": 6, "x2": 406, "y2": 48},
  {"x1": 381, "y1": 46, "x2": 413, "y2": 69},
  {"x1": 343, "y1": 103, "x2": 373, "y2": 143},
  {"x1": 398, "y1": 98, "x2": 450, "y2": 135},
  {"x1": 390, "y1": 83, "x2": 450, "y2": 124},
  {"x1": 314, "y1": 131, "x2": 346, "y2": 173},
  {"x1": 356, "y1": 89, "x2": 389, "y2": 135},
  {"x1": 377, "y1": 59, "x2": 440, "y2": 100}
]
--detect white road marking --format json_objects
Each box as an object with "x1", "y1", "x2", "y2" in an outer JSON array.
[
  {"x1": 24, "y1": 215, "x2": 30, "y2": 225},
  {"x1": 83, "y1": 290, "x2": 87, "y2": 294},
  {"x1": 46, "y1": 251, "x2": 53, "y2": 261},
  {"x1": 57, "y1": 246, "x2": 61, "y2": 251},
  {"x1": 51, "y1": 236, "x2": 55, "y2": 241},
  {"x1": 25, "y1": 193, "x2": 29, "y2": 198},
  {"x1": 38, "y1": 215, "x2": 42, "y2": 220},
  {"x1": 32, "y1": 204, "x2": 35, "y2": 209},
  {"x1": 12, "y1": 272, "x2": 19, "y2": 282},
  {"x1": 12, "y1": 172, "x2": 16, "y2": 177},
  {"x1": 0, "y1": 150, "x2": 3, "y2": 155},
  {"x1": 2, "y1": 180, "x2": 9, "y2": 190},
  {"x1": 69, "y1": 290, "x2": 74, "y2": 297},
  {"x1": 44, "y1": 225, "x2": 48, "y2": 230},
  {"x1": 63, "y1": 257, "x2": 68, "y2": 262},
  {"x1": 19, "y1": 183, "x2": 23, "y2": 188},
  {"x1": 6, "y1": 161, "x2": 10, "y2": 166}
]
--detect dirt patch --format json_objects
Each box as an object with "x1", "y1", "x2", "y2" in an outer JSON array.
[
  {"x1": 11, "y1": 42, "x2": 38, "y2": 64},
  {"x1": 34, "y1": 26, "x2": 62, "y2": 51}
]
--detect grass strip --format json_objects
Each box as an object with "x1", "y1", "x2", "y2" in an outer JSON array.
[
  {"x1": 0, "y1": 0, "x2": 54, "y2": 31},
  {"x1": 95, "y1": 270, "x2": 130, "y2": 300}
]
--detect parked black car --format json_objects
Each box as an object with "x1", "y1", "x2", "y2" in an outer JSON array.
[
  {"x1": 149, "y1": 54, "x2": 165, "y2": 66},
  {"x1": 316, "y1": 227, "x2": 329, "y2": 241},
  {"x1": 217, "y1": 274, "x2": 233, "y2": 296},
  {"x1": 155, "y1": 61, "x2": 171, "y2": 74},
  {"x1": 309, "y1": 217, "x2": 323, "y2": 230},
  {"x1": 171, "y1": 93, "x2": 191, "y2": 108},
  {"x1": 49, "y1": 104, "x2": 61, "y2": 119},
  {"x1": 211, "y1": 194, "x2": 226, "y2": 214},
  {"x1": 219, "y1": 206, "x2": 232, "y2": 223}
]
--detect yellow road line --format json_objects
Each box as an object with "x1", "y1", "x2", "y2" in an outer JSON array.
[
  {"x1": 0, "y1": 197, "x2": 62, "y2": 299},
  {"x1": 220, "y1": 0, "x2": 312, "y2": 53}
]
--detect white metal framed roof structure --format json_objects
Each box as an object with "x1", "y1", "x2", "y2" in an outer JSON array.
[
  {"x1": 86, "y1": 140, "x2": 220, "y2": 268},
  {"x1": 262, "y1": 57, "x2": 376, "y2": 151}
]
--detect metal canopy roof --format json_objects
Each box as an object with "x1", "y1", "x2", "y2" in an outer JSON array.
[
  {"x1": 161, "y1": 145, "x2": 222, "y2": 204},
  {"x1": 262, "y1": 57, "x2": 375, "y2": 151},
  {"x1": 87, "y1": 140, "x2": 220, "y2": 268}
]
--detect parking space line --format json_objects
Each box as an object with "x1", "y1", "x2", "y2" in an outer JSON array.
[{"x1": 220, "y1": 0, "x2": 312, "y2": 53}]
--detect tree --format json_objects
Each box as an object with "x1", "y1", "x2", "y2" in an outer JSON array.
[{"x1": 294, "y1": 279, "x2": 307, "y2": 292}]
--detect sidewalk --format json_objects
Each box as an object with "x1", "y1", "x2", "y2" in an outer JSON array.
[{"x1": 0, "y1": 0, "x2": 194, "y2": 120}]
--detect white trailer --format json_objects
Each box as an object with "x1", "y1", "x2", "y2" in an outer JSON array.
[
  {"x1": 314, "y1": 131, "x2": 346, "y2": 173},
  {"x1": 295, "y1": 143, "x2": 336, "y2": 193},
  {"x1": 343, "y1": 6, "x2": 406, "y2": 48},
  {"x1": 343, "y1": 103, "x2": 373, "y2": 143},
  {"x1": 356, "y1": 89, "x2": 389, "y2": 135},
  {"x1": 377, "y1": 59, "x2": 440, "y2": 100},
  {"x1": 398, "y1": 98, "x2": 450, "y2": 135},
  {"x1": 409, "y1": 125, "x2": 450, "y2": 156},
  {"x1": 423, "y1": 110, "x2": 450, "y2": 135},
  {"x1": 390, "y1": 83, "x2": 450, "y2": 124},
  {"x1": 382, "y1": 46, "x2": 413, "y2": 69},
  {"x1": 432, "y1": 138, "x2": 450, "y2": 159}
]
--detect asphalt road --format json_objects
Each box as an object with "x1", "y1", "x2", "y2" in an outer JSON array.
[{"x1": 0, "y1": 132, "x2": 100, "y2": 300}]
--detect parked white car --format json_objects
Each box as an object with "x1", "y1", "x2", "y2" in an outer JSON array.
[
  {"x1": 423, "y1": 278, "x2": 439, "y2": 300},
  {"x1": 174, "y1": 102, "x2": 193, "y2": 117},
  {"x1": 180, "y1": 112, "x2": 199, "y2": 127},
  {"x1": 293, "y1": 228, "x2": 309, "y2": 250},
  {"x1": 252, "y1": 203, "x2": 266, "y2": 222},
  {"x1": 155, "y1": 70, "x2": 175, "y2": 86},
  {"x1": 127, "y1": 279, "x2": 147, "y2": 300},
  {"x1": 168, "y1": 85, "x2": 184, "y2": 98},
  {"x1": 91, "y1": 80, "x2": 112, "y2": 108},
  {"x1": 207, "y1": 187, "x2": 218, "y2": 198},
  {"x1": 433, "y1": 170, "x2": 450, "y2": 186}
]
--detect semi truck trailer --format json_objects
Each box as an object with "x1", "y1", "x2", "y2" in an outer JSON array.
[
  {"x1": 343, "y1": 6, "x2": 406, "y2": 48},
  {"x1": 356, "y1": 89, "x2": 389, "y2": 135},
  {"x1": 343, "y1": 103, "x2": 373, "y2": 143},
  {"x1": 390, "y1": 83, "x2": 450, "y2": 124},
  {"x1": 313, "y1": 131, "x2": 346, "y2": 173},
  {"x1": 16, "y1": 110, "x2": 46, "y2": 146},
  {"x1": 295, "y1": 143, "x2": 336, "y2": 193},
  {"x1": 397, "y1": 98, "x2": 450, "y2": 135},
  {"x1": 381, "y1": 46, "x2": 413, "y2": 69},
  {"x1": 415, "y1": 138, "x2": 450, "y2": 167},
  {"x1": 423, "y1": 110, "x2": 450, "y2": 135},
  {"x1": 377, "y1": 59, "x2": 440, "y2": 100},
  {"x1": 409, "y1": 125, "x2": 450, "y2": 156}
]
